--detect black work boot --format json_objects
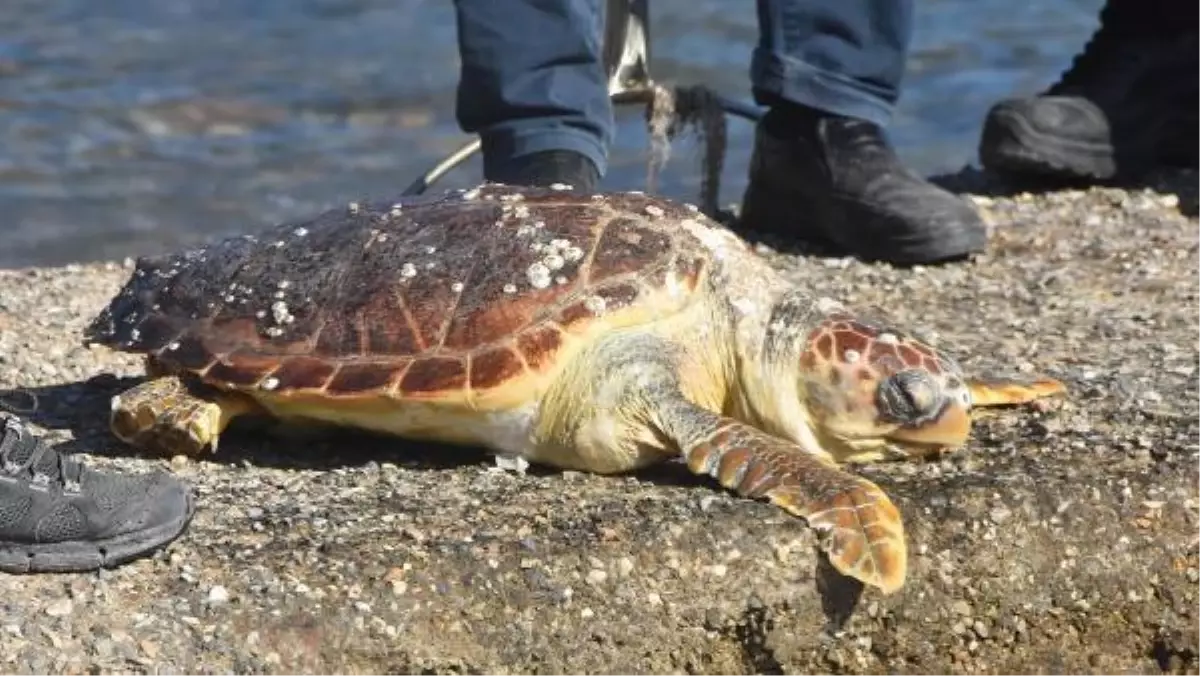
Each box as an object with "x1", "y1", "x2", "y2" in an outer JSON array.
[
  {"x1": 739, "y1": 104, "x2": 987, "y2": 265},
  {"x1": 979, "y1": 0, "x2": 1199, "y2": 182},
  {"x1": 0, "y1": 414, "x2": 195, "y2": 573},
  {"x1": 483, "y1": 149, "x2": 601, "y2": 193}
]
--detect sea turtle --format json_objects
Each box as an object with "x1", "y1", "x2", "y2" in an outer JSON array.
[{"x1": 83, "y1": 183, "x2": 1064, "y2": 594}]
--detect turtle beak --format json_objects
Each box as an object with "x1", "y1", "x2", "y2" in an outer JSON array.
[{"x1": 887, "y1": 400, "x2": 972, "y2": 448}]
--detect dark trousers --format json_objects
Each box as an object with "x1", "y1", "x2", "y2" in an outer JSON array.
[{"x1": 453, "y1": 0, "x2": 912, "y2": 177}]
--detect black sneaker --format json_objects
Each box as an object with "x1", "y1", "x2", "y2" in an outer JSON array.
[
  {"x1": 483, "y1": 149, "x2": 601, "y2": 193},
  {"x1": 979, "y1": 1, "x2": 1199, "y2": 181},
  {"x1": 0, "y1": 415, "x2": 195, "y2": 573},
  {"x1": 739, "y1": 104, "x2": 986, "y2": 265}
]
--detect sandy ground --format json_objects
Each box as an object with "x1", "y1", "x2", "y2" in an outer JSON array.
[{"x1": 0, "y1": 169, "x2": 1196, "y2": 674}]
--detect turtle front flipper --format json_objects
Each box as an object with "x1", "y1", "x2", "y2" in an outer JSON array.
[
  {"x1": 967, "y1": 374, "x2": 1067, "y2": 408},
  {"x1": 658, "y1": 399, "x2": 907, "y2": 594},
  {"x1": 110, "y1": 375, "x2": 256, "y2": 457}
]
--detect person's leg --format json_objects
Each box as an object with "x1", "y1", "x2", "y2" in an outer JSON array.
[
  {"x1": 0, "y1": 414, "x2": 194, "y2": 573},
  {"x1": 453, "y1": 0, "x2": 612, "y2": 191},
  {"x1": 979, "y1": 0, "x2": 1199, "y2": 182},
  {"x1": 739, "y1": 0, "x2": 986, "y2": 265}
]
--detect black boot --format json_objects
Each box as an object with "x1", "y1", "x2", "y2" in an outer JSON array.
[
  {"x1": 0, "y1": 414, "x2": 195, "y2": 573},
  {"x1": 979, "y1": 0, "x2": 1199, "y2": 182},
  {"x1": 483, "y1": 149, "x2": 601, "y2": 193},
  {"x1": 739, "y1": 104, "x2": 986, "y2": 265}
]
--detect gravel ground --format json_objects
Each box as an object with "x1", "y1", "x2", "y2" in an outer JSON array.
[{"x1": 0, "y1": 169, "x2": 1196, "y2": 675}]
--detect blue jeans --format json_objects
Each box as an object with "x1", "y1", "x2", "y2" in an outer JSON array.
[{"x1": 453, "y1": 0, "x2": 912, "y2": 178}]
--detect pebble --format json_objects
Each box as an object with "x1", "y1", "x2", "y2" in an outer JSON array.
[
  {"x1": 206, "y1": 586, "x2": 230, "y2": 606},
  {"x1": 43, "y1": 599, "x2": 72, "y2": 618}
]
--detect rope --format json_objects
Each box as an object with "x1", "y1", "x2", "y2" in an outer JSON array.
[{"x1": 643, "y1": 83, "x2": 729, "y2": 218}]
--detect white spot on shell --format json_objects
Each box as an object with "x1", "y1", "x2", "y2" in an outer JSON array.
[
  {"x1": 424, "y1": 245, "x2": 437, "y2": 254},
  {"x1": 390, "y1": 205, "x2": 403, "y2": 217},
  {"x1": 265, "y1": 327, "x2": 284, "y2": 337},
  {"x1": 549, "y1": 183, "x2": 572, "y2": 191},
  {"x1": 129, "y1": 328, "x2": 141, "y2": 341},
  {"x1": 527, "y1": 262, "x2": 551, "y2": 289},
  {"x1": 278, "y1": 280, "x2": 291, "y2": 289},
  {"x1": 451, "y1": 282, "x2": 464, "y2": 293},
  {"x1": 348, "y1": 201, "x2": 360, "y2": 214},
  {"x1": 260, "y1": 377, "x2": 280, "y2": 391},
  {"x1": 685, "y1": 203, "x2": 699, "y2": 213},
  {"x1": 644, "y1": 205, "x2": 665, "y2": 218},
  {"x1": 877, "y1": 332, "x2": 899, "y2": 345},
  {"x1": 516, "y1": 225, "x2": 536, "y2": 237},
  {"x1": 584, "y1": 295, "x2": 607, "y2": 314},
  {"x1": 562, "y1": 246, "x2": 584, "y2": 262},
  {"x1": 400, "y1": 263, "x2": 417, "y2": 278},
  {"x1": 166, "y1": 341, "x2": 180, "y2": 351},
  {"x1": 293, "y1": 227, "x2": 308, "y2": 237},
  {"x1": 503, "y1": 283, "x2": 517, "y2": 294},
  {"x1": 500, "y1": 193, "x2": 525, "y2": 203},
  {"x1": 555, "y1": 275, "x2": 568, "y2": 285},
  {"x1": 543, "y1": 254, "x2": 565, "y2": 271},
  {"x1": 514, "y1": 205, "x2": 530, "y2": 219},
  {"x1": 273, "y1": 240, "x2": 285, "y2": 248},
  {"x1": 271, "y1": 301, "x2": 294, "y2": 325},
  {"x1": 844, "y1": 349, "x2": 862, "y2": 363}
]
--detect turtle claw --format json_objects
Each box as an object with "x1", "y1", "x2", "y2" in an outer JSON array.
[{"x1": 967, "y1": 375, "x2": 1067, "y2": 408}]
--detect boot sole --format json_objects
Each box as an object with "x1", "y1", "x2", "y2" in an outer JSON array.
[
  {"x1": 980, "y1": 108, "x2": 1118, "y2": 181},
  {"x1": 0, "y1": 489, "x2": 196, "y2": 574}
]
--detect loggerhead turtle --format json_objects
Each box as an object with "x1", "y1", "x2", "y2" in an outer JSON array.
[{"x1": 83, "y1": 183, "x2": 1064, "y2": 594}]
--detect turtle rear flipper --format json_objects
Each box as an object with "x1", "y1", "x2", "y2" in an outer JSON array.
[{"x1": 967, "y1": 375, "x2": 1067, "y2": 407}]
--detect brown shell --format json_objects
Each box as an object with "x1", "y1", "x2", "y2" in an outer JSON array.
[{"x1": 84, "y1": 184, "x2": 712, "y2": 400}]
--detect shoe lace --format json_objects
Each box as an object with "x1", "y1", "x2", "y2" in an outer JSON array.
[{"x1": 0, "y1": 416, "x2": 84, "y2": 494}]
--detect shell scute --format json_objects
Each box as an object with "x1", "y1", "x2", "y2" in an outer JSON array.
[
  {"x1": 361, "y1": 291, "x2": 424, "y2": 356},
  {"x1": 590, "y1": 217, "x2": 672, "y2": 282},
  {"x1": 315, "y1": 312, "x2": 366, "y2": 356},
  {"x1": 204, "y1": 353, "x2": 278, "y2": 388},
  {"x1": 328, "y1": 361, "x2": 409, "y2": 395},
  {"x1": 270, "y1": 356, "x2": 337, "y2": 391},
  {"x1": 469, "y1": 346, "x2": 526, "y2": 391},
  {"x1": 516, "y1": 324, "x2": 565, "y2": 372},
  {"x1": 400, "y1": 357, "x2": 468, "y2": 395}
]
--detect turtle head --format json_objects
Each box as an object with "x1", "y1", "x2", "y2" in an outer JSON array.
[{"x1": 796, "y1": 313, "x2": 973, "y2": 462}]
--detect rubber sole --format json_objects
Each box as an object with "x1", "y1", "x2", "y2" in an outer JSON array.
[
  {"x1": 979, "y1": 107, "x2": 1117, "y2": 181},
  {"x1": 0, "y1": 489, "x2": 196, "y2": 574}
]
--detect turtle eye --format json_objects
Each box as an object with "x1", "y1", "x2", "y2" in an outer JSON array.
[{"x1": 876, "y1": 369, "x2": 943, "y2": 424}]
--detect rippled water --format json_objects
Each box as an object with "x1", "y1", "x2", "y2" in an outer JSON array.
[{"x1": 0, "y1": 0, "x2": 1103, "y2": 268}]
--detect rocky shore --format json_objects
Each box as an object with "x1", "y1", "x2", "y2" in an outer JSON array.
[{"x1": 0, "y1": 170, "x2": 1196, "y2": 674}]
